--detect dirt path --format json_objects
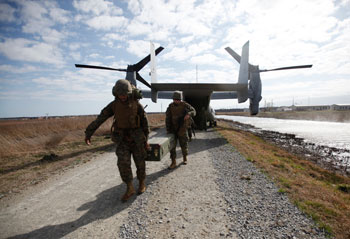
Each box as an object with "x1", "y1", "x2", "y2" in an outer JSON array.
[{"x1": 0, "y1": 129, "x2": 325, "y2": 239}]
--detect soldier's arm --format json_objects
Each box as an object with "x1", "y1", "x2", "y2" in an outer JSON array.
[
  {"x1": 185, "y1": 102, "x2": 196, "y2": 117},
  {"x1": 138, "y1": 103, "x2": 150, "y2": 140},
  {"x1": 165, "y1": 105, "x2": 172, "y2": 133},
  {"x1": 85, "y1": 101, "x2": 114, "y2": 141}
]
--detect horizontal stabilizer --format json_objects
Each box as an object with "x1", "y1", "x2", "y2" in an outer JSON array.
[{"x1": 224, "y1": 47, "x2": 241, "y2": 63}]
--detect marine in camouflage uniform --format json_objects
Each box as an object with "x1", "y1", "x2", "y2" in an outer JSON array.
[
  {"x1": 85, "y1": 79, "x2": 149, "y2": 202},
  {"x1": 166, "y1": 91, "x2": 196, "y2": 169}
]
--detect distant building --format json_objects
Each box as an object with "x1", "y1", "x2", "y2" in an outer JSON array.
[
  {"x1": 331, "y1": 104, "x2": 350, "y2": 111},
  {"x1": 294, "y1": 105, "x2": 331, "y2": 111},
  {"x1": 215, "y1": 104, "x2": 350, "y2": 114}
]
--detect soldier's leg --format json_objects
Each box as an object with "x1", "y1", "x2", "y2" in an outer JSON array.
[
  {"x1": 179, "y1": 134, "x2": 189, "y2": 164},
  {"x1": 131, "y1": 146, "x2": 147, "y2": 194},
  {"x1": 168, "y1": 135, "x2": 178, "y2": 169},
  {"x1": 188, "y1": 128, "x2": 192, "y2": 142},
  {"x1": 116, "y1": 143, "x2": 135, "y2": 202}
]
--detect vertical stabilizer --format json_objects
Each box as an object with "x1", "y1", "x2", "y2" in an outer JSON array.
[
  {"x1": 238, "y1": 41, "x2": 249, "y2": 84},
  {"x1": 237, "y1": 41, "x2": 249, "y2": 102},
  {"x1": 150, "y1": 42, "x2": 158, "y2": 102},
  {"x1": 150, "y1": 42, "x2": 157, "y2": 84}
]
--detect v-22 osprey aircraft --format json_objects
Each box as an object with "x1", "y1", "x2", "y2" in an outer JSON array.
[
  {"x1": 75, "y1": 41, "x2": 312, "y2": 130},
  {"x1": 143, "y1": 41, "x2": 312, "y2": 129}
]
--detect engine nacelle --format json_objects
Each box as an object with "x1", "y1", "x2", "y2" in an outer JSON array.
[{"x1": 248, "y1": 72, "x2": 262, "y2": 115}]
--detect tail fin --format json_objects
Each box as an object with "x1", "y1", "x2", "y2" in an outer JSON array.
[
  {"x1": 150, "y1": 42, "x2": 157, "y2": 84},
  {"x1": 150, "y1": 41, "x2": 158, "y2": 102},
  {"x1": 238, "y1": 41, "x2": 249, "y2": 85},
  {"x1": 237, "y1": 41, "x2": 249, "y2": 102}
]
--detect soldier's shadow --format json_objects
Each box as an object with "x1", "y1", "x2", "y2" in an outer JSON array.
[
  {"x1": 174, "y1": 134, "x2": 227, "y2": 157},
  {"x1": 9, "y1": 167, "x2": 172, "y2": 239}
]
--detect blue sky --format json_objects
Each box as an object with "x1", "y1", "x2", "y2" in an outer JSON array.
[{"x1": 0, "y1": 0, "x2": 349, "y2": 118}]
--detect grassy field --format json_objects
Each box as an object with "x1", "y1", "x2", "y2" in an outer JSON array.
[{"x1": 0, "y1": 113, "x2": 165, "y2": 199}]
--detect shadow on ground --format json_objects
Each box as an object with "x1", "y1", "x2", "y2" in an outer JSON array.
[
  {"x1": 8, "y1": 167, "x2": 172, "y2": 239},
  {"x1": 1, "y1": 143, "x2": 115, "y2": 175}
]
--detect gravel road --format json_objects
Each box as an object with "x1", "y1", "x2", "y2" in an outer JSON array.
[{"x1": 0, "y1": 129, "x2": 327, "y2": 238}]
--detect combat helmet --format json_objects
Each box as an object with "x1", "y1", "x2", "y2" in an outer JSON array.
[
  {"x1": 173, "y1": 91, "x2": 182, "y2": 100},
  {"x1": 112, "y1": 79, "x2": 132, "y2": 96}
]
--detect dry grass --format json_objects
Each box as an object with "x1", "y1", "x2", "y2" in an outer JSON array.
[
  {"x1": 0, "y1": 116, "x2": 112, "y2": 158},
  {"x1": 216, "y1": 120, "x2": 350, "y2": 239},
  {"x1": 0, "y1": 113, "x2": 165, "y2": 199}
]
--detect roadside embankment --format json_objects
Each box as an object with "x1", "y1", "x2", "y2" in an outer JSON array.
[{"x1": 216, "y1": 120, "x2": 350, "y2": 239}]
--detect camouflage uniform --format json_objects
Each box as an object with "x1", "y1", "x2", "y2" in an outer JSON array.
[
  {"x1": 166, "y1": 93, "x2": 196, "y2": 163},
  {"x1": 85, "y1": 80, "x2": 149, "y2": 201},
  {"x1": 85, "y1": 100, "x2": 149, "y2": 182}
]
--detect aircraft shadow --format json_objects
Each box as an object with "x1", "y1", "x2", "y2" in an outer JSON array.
[{"x1": 8, "y1": 167, "x2": 172, "y2": 239}]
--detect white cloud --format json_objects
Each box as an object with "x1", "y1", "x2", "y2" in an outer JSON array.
[
  {"x1": 41, "y1": 28, "x2": 66, "y2": 44},
  {"x1": 49, "y1": 6, "x2": 70, "y2": 24},
  {"x1": 163, "y1": 47, "x2": 189, "y2": 61},
  {"x1": 69, "y1": 43, "x2": 81, "y2": 51},
  {"x1": 127, "y1": 0, "x2": 142, "y2": 15},
  {"x1": 73, "y1": 0, "x2": 123, "y2": 16},
  {"x1": 190, "y1": 53, "x2": 220, "y2": 65},
  {"x1": 86, "y1": 15, "x2": 128, "y2": 30},
  {"x1": 0, "y1": 64, "x2": 39, "y2": 73},
  {"x1": 127, "y1": 40, "x2": 152, "y2": 58},
  {"x1": 73, "y1": 0, "x2": 127, "y2": 31},
  {"x1": 0, "y1": 3, "x2": 16, "y2": 22},
  {"x1": 102, "y1": 33, "x2": 126, "y2": 46},
  {"x1": 0, "y1": 38, "x2": 64, "y2": 65},
  {"x1": 70, "y1": 52, "x2": 81, "y2": 61},
  {"x1": 18, "y1": 1, "x2": 53, "y2": 34},
  {"x1": 89, "y1": 53, "x2": 100, "y2": 58},
  {"x1": 127, "y1": 20, "x2": 152, "y2": 36}
]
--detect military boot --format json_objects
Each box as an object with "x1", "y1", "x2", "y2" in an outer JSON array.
[
  {"x1": 168, "y1": 158, "x2": 177, "y2": 169},
  {"x1": 121, "y1": 181, "x2": 135, "y2": 202},
  {"x1": 183, "y1": 155, "x2": 187, "y2": 165},
  {"x1": 138, "y1": 179, "x2": 146, "y2": 194}
]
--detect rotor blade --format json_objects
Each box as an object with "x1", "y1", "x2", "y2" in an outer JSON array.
[
  {"x1": 136, "y1": 73, "x2": 151, "y2": 88},
  {"x1": 133, "y1": 46, "x2": 164, "y2": 72},
  {"x1": 75, "y1": 64, "x2": 127, "y2": 72},
  {"x1": 260, "y1": 65, "x2": 313, "y2": 72}
]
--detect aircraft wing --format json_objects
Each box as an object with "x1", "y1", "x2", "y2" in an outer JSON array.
[
  {"x1": 151, "y1": 83, "x2": 246, "y2": 91},
  {"x1": 211, "y1": 92, "x2": 238, "y2": 99},
  {"x1": 142, "y1": 90, "x2": 173, "y2": 99},
  {"x1": 141, "y1": 83, "x2": 244, "y2": 100}
]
